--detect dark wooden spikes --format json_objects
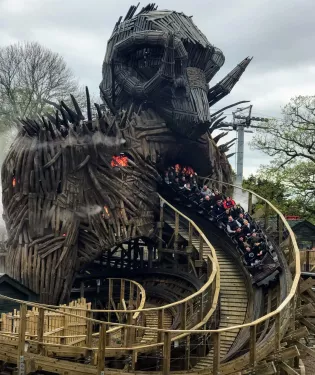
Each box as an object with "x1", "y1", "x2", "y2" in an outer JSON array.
[
  {"x1": 99, "y1": 85, "x2": 117, "y2": 116},
  {"x1": 60, "y1": 101, "x2": 77, "y2": 123},
  {"x1": 94, "y1": 103, "x2": 102, "y2": 119},
  {"x1": 59, "y1": 106, "x2": 69, "y2": 128},
  {"x1": 213, "y1": 131, "x2": 228, "y2": 144},
  {"x1": 70, "y1": 94, "x2": 85, "y2": 120},
  {"x1": 86, "y1": 86, "x2": 93, "y2": 129},
  {"x1": 211, "y1": 101, "x2": 251, "y2": 118}
]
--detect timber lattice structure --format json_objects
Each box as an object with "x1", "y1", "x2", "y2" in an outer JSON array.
[
  {"x1": 0, "y1": 3, "x2": 313, "y2": 375},
  {"x1": 0, "y1": 184, "x2": 311, "y2": 375}
]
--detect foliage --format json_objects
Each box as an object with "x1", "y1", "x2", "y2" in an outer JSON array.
[
  {"x1": 0, "y1": 41, "x2": 85, "y2": 130},
  {"x1": 249, "y1": 95, "x2": 315, "y2": 222},
  {"x1": 251, "y1": 95, "x2": 315, "y2": 168}
]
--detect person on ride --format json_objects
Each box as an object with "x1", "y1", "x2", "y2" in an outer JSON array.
[
  {"x1": 252, "y1": 242, "x2": 265, "y2": 259},
  {"x1": 231, "y1": 204, "x2": 244, "y2": 219},
  {"x1": 247, "y1": 232, "x2": 263, "y2": 247},
  {"x1": 173, "y1": 176, "x2": 180, "y2": 188},
  {"x1": 164, "y1": 171, "x2": 170, "y2": 185},
  {"x1": 223, "y1": 196, "x2": 236, "y2": 210},
  {"x1": 168, "y1": 168, "x2": 175, "y2": 183},
  {"x1": 241, "y1": 219, "x2": 252, "y2": 237},
  {"x1": 236, "y1": 213, "x2": 245, "y2": 226},
  {"x1": 179, "y1": 176, "x2": 186, "y2": 189},
  {"x1": 244, "y1": 246, "x2": 257, "y2": 266},
  {"x1": 212, "y1": 189, "x2": 223, "y2": 204},
  {"x1": 220, "y1": 209, "x2": 231, "y2": 226},
  {"x1": 201, "y1": 195, "x2": 212, "y2": 212},
  {"x1": 211, "y1": 200, "x2": 225, "y2": 218},
  {"x1": 200, "y1": 185, "x2": 212, "y2": 198},
  {"x1": 226, "y1": 215, "x2": 241, "y2": 234},
  {"x1": 237, "y1": 236, "x2": 249, "y2": 253},
  {"x1": 184, "y1": 182, "x2": 192, "y2": 192}
]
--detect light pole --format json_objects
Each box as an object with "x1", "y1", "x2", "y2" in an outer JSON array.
[{"x1": 218, "y1": 105, "x2": 269, "y2": 186}]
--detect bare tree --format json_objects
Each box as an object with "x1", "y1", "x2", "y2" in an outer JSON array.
[{"x1": 0, "y1": 41, "x2": 84, "y2": 129}]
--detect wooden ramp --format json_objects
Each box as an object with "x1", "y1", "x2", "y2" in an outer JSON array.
[{"x1": 166, "y1": 218, "x2": 248, "y2": 369}]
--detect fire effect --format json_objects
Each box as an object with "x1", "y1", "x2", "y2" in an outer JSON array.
[
  {"x1": 12, "y1": 178, "x2": 16, "y2": 187},
  {"x1": 111, "y1": 155, "x2": 128, "y2": 168},
  {"x1": 173, "y1": 164, "x2": 195, "y2": 176}
]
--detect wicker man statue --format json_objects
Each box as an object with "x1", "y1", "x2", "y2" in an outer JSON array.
[{"x1": 2, "y1": 4, "x2": 251, "y2": 303}]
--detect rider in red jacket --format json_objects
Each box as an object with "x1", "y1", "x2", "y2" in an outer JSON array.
[{"x1": 223, "y1": 196, "x2": 236, "y2": 209}]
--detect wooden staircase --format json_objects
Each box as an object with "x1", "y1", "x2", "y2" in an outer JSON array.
[{"x1": 165, "y1": 218, "x2": 248, "y2": 369}]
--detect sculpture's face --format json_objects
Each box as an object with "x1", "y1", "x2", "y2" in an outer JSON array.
[{"x1": 101, "y1": 11, "x2": 225, "y2": 140}]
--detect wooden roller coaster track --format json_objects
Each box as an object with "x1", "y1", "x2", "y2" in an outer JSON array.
[{"x1": 0, "y1": 181, "x2": 304, "y2": 375}]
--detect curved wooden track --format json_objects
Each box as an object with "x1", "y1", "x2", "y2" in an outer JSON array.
[{"x1": 0, "y1": 181, "x2": 301, "y2": 375}]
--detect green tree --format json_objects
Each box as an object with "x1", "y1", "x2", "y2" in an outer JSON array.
[{"x1": 250, "y1": 95, "x2": 315, "y2": 222}]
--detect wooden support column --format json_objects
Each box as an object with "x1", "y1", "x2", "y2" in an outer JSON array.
[
  {"x1": 248, "y1": 192, "x2": 253, "y2": 215},
  {"x1": 249, "y1": 325, "x2": 257, "y2": 370},
  {"x1": 306, "y1": 250, "x2": 310, "y2": 272},
  {"x1": 97, "y1": 324, "x2": 106, "y2": 375},
  {"x1": 108, "y1": 279, "x2": 112, "y2": 322},
  {"x1": 180, "y1": 302, "x2": 187, "y2": 330},
  {"x1": 120, "y1": 279, "x2": 125, "y2": 306},
  {"x1": 174, "y1": 212, "x2": 179, "y2": 250},
  {"x1": 158, "y1": 309, "x2": 164, "y2": 342},
  {"x1": 17, "y1": 304, "x2": 27, "y2": 375},
  {"x1": 131, "y1": 350, "x2": 137, "y2": 371},
  {"x1": 212, "y1": 332, "x2": 220, "y2": 375},
  {"x1": 198, "y1": 293, "x2": 204, "y2": 320},
  {"x1": 37, "y1": 307, "x2": 45, "y2": 355},
  {"x1": 184, "y1": 335, "x2": 190, "y2": 371},
  {"x1": 126, "y1": 312, "x2": 134, "y2": 346},
  {"x1": 129, "y1": 281, "x2": 134, "y2": 307},
  {"x1": 163, "y1": 331, "x2": 171, "y2": 375},
  {"x1": 86, "y1": 310, "x2": 93, "y2": 358}
]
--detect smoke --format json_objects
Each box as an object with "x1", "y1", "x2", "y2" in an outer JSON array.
[
  {"x1": 74, "y1": 205, "x2": 103, "y2": 218},
  {"x1": 91, "y1": 132, "x2": 126, "y2": 147},
  {"x1": 14, "y1": 132, "x2": 126, "y2": 150}
]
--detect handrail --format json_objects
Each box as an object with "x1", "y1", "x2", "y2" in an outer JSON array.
[
  {"x1": 0, "y1": 184, "x2": 299, "y2": 333},
  {"x1": 0, "y1": 182, "x2": 300, "y2": 375}
]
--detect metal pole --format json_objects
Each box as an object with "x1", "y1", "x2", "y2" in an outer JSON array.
[{"x1": 236, "y1": 124, "x2": 245, "y2": 186}]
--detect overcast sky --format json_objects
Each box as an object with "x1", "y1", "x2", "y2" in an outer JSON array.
[{"x1": 1, "y1": 0, "x2": 315, "y2": 177}]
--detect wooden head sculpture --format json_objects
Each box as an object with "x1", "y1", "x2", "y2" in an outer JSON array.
[
  {"x1": 100, "y1": 4, "x2": 252, "y2": 140},
  {"x1": 2, "y1": 4, "x2": 251, "y2": 304}
]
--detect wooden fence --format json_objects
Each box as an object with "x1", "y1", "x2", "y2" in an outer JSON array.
[
  {"x1": 0, "y1": 298, "x2": 90, "y2": 346},
  {"x1": 300, "y1": 250, "x2": 315, "y2": 272}
]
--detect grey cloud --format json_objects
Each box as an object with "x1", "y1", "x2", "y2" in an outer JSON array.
[{"x1": 1, "y1": 0, "x2": 315, "y2": 175}]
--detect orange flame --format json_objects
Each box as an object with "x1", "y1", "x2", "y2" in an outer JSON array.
[
  {"x1": 104, "y1": 206, "x2": 110, "y2": 217},
  {"x1": 12, "y1": 178, "x2": 16, "y2": 187},
  {"x1": 111, "y1": 155, "x2": 128, "y2": 168}
]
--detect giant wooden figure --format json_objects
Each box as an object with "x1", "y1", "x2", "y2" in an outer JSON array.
[{"x1": 2, "y1": 4, "x2": 251, "y2": 303}]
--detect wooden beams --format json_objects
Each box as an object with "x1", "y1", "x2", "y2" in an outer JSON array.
[
  {"x1": 17, "y1": 303, "x2": 27, "y2": 375},
  {"x1": 97, "y1": 324, "x2": 106, "y2": 375},
  {"x1": 163, "y1": 331, "x2": 171, "y2": 375}
]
